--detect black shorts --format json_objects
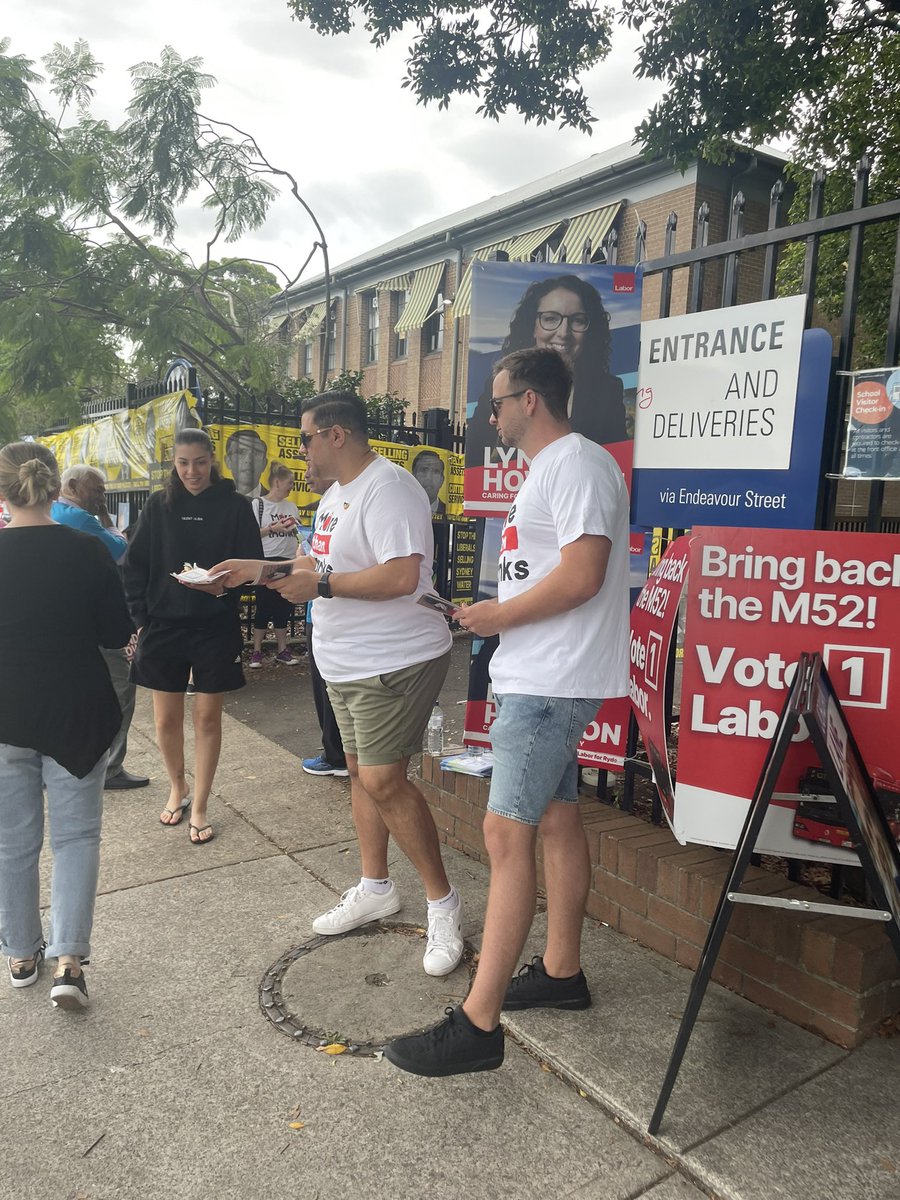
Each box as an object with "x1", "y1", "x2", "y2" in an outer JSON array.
[{"x1": 131, "y1": 619, "x2": 245, "y2": 694}]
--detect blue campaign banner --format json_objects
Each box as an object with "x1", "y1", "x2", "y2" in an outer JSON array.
[{"x1": 632, "y1": 328, "x2": 831, "y2": 530}]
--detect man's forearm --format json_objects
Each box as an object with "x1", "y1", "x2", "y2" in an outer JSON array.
[{"x1": 327, "y1": 559, "x2": 419, "y2": 601}]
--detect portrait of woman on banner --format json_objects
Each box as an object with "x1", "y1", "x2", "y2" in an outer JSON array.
[{"x1": 466, "y1": 270, "x2": 631, "y2": 462}]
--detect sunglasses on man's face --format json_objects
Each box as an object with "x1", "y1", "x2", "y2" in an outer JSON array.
[
  {"x1": 299, "y1": 425, "x2": 337, "y2": 449},
  {"x1": 489, "y1": 390, "x2": 528, "y2": 418}
]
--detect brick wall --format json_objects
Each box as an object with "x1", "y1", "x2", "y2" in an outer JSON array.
[{"x1": 419, "y1": 755, "x2": 900, "y2": 1048}]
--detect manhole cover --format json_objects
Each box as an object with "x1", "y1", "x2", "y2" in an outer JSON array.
[{"x1": 259, "y1": 922, "x2": 476, "y2": 1057}]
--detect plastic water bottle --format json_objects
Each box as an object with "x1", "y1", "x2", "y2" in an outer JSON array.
[{"x1": 426, "y1": 703, "x2": 444, "y2": 755}]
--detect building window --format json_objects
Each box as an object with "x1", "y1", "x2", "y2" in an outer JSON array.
[
  {"x1": 326, "y1": 334, "x2": 336, "y2": 373},
  {"x1": 301, "y1": 341, "x2": 313, "y2": 378},
  {"x1": 366, "y1": 293, "x2": 379, "y2": 364},
  {"x1": 395, "y1": 290, "x2": 409, "y2": 358},
  {"x1": 423, "y1": 306, "x2": 444, "y2": 354}
]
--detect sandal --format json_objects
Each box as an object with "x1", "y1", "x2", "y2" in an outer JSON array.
[
  {"x1": 189, "y1": 823, "x2": 215, "y2": 846},
  {"x1": 160, "y1": 796, "x2": 191, "y2": 827}
]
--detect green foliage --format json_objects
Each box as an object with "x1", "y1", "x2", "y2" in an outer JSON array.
[
  {"x1": 287, "y1": 1, "x2": 615, "y2": 133},
  {"x1": 364, "y1": 388, "x2": 408, "y2": 424},
  {"x1": 0, "y1": 40, "x2": 323, "y2": 436}
]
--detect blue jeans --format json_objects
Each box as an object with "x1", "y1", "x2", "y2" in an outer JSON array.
[
  {"x1": 487, "y1": 694, "x2": 602, "y2": 826},
  {"x1": 0, "y1": 743, "x2": 106, "y2": 961}
]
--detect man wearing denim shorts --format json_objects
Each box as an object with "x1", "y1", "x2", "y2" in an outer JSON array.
[
  {"x1": 213, "y1": 392, "x2": 463, "y2": 976},
  {"x1": 386, "y1": 346, "x2": 629, "y2": 1076}
]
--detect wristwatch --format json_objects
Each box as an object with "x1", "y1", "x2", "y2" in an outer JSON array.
[{"x1": 317, "y1": 575, "x2": 333, "y2": 599}]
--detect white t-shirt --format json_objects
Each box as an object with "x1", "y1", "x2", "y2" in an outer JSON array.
[
  {"x1": 310, "y1": 455, "x2": 452, "y2": 682},
  {"x1": 489, "y1": 433, "x2": 630, "y2": 700},
  {"x1": 254, "y1": 496, "x2": 300, "y2": 559}
]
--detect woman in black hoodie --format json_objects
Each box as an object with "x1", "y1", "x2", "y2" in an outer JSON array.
[{"x1": 124, "y1": 429, "x2": 263, "y2": 843}]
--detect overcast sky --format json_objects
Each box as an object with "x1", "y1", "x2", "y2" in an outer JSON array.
[{"x1": 7, "y1": 2, "x2": 665, "y2": 285}]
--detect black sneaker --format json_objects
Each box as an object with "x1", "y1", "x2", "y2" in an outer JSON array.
[
  {"x1": 502, "y1": 956, "x2": 591, "y2": 1012},
  {"x1": 50, "y1": 967, "x2": 89, "y2": 1011},
  {"x1": 384, "y1": 1005, "x2": 504, "y2": 1077}
]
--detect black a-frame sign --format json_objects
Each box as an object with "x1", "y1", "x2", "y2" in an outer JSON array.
[{"x1": 649, "y1": 652, "x2": 900, "y2": 1136}]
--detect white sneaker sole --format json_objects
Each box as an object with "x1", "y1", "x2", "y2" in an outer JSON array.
[
  {"x1": 50, "y1": 986, "x2": 88, "y2": 1010},
  {"x1": 312, "y1": 892, "x2": 402, "y2": 935},
  {"x1": 9, "y1": 970, "x2": 40, "y2": 989},
  {"x1": 302, "y1": 764, "x2": 350, "y2": 777}
]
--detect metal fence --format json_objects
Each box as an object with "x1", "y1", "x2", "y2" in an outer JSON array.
[{"x1": 612, "y1": 158, "x2": 900, "y2": 891}]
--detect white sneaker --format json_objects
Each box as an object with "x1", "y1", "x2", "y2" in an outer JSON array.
[
  {"x1": 312, "y1": 882, "x2": 401, "y2": 935},
  {"x1": 423, "y1": 894, "x2": 464, "y2": 976}
]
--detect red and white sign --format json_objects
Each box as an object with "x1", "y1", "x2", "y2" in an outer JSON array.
[
  {"x1": 629, "y1": 537, "x2": 691, "y2": 825},
  {"x1": 677, "y1": 527, "x2": 900, "y2": 861}
]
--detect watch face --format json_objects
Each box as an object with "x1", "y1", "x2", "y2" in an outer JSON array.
[{"x1": 317, "y1": 576, "x2": 332, "y2": 598}]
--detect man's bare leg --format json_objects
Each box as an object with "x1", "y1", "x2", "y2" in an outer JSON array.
[
  {"x1": 358, "y1": 759, "x2": 450, "y2": 900},
  {"x1": 539, "y1": 801, "x2": 591, "y2": 978},
  {"x1": 344, "y1": 754, "x2": 390, "y2": 879},
  {"x1": 462, "y1": 812, "x2": 538, "y2": 1031}
]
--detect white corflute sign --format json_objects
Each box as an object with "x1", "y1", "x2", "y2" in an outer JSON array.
[{"x1": 635, "y1": 295, "x2": 807, "y2": 472}]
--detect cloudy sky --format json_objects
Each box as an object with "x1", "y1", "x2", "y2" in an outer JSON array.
[{"x1": 7, "y1": 2, "x2": 665, "y2": 284}]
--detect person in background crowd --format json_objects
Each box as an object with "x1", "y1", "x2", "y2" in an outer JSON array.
[
  {"x1": 211, "y1": 393, "x2": 463, "y2": 975},
  {"x1": 467, "y1": 273, "x2": 627, "y2": 453},
  {"x1": 0, "y1": 442, "x2": 133, "y2": 1010},
  {"x1": 386, "y1": 347, "x2": 629, "y2": 1076},
  {"x1": 52, "y1": 465, "x2": 148, "y2": 790},
  {"x1": 411, "y1": 449, "x2": 446, "y2": 516},
  {"x1": 124, "y1": 429, "x2": 263, "y2": 844},
  {"x1": 297, "y1": 462, "x2": 347, "y2": 777},
  {"x1": 250, "y1": 463, "x2": 302, "y2": 668},
  {"x1": 225, "y1": 428, "x2": 268, "y2": 498}
]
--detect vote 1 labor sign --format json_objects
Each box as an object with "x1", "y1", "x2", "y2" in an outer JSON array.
[{"x1": 675, "y1": 527, "x2": 900, "y2": 863}]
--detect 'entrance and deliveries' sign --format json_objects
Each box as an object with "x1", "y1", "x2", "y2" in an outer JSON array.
[{"x1": 632, "y1": 300, "x2": 829, "y2": 530}]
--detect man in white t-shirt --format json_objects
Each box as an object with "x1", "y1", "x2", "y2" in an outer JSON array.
[
  {"x1": 212, "y1": 392, "x2": 463, "y2": 977},
  {"x1": 386, "y1": 347, "x2": 629, "y2": 1077}
]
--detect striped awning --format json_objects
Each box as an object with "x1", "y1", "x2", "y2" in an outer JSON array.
[
  {"x1": 451, "y1": 236, "x2": 518, "y2": 320},
  {"x1": 293, "y1": 301, "x2": 326, "y2": 343},
  {"x1": 505, "y1": 221, "x2": 562, "y2": 261},
  {"x1": 394, "y1": 262, "x2": 445, "y2": 334},
  {"x1": 553, "y1": 203, "x2": 621, "y2": 263},
  {"x1": 375, "y1": 272, "x2": 412, "y2": 292}
]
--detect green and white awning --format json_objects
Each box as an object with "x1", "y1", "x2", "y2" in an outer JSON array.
[
  {"x1": 553, "y1": 203, "x2": 621, "y2": 263},
  {"x1": 375, "y1": 272, "x2": 412, "y2": 292},
  {"x1": 293, "y1": 301, "x2": 326, "y2": 343},
  {"x1": 394, "y1": 262, "x2": 445, "y2": 334},
  {"x1": 451, "y1": 236, "x2": 518, "y2": 320}
]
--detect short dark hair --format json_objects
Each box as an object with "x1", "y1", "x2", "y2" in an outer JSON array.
[
  {"x1": 300, "y1": 391, "x2": 368, "y2": 443},
  {"x1": 225, "y1": 428, "x2": 266, "y2": 454},
  {"x1": 495, "y1": 347, "x2": 572, "y2": 422},
  {"x1": 412, "y1": 449, "x2": 444, "y2": 474}
]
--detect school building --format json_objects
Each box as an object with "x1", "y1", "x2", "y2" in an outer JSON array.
[{"x1": 269, "y1": 140, "x2": 790, "y2": 423}]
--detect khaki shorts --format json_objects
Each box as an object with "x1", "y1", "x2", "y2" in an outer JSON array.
[{"x1": 325, "y1": 650, "x2": 451, "y2": 766}]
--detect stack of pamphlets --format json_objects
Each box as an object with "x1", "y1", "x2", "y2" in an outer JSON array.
[{"x1": 439, "y1": 749, "x2": 494, "y2": 776}]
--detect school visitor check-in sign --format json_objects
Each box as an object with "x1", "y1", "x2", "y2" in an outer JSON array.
[{"x1": 631, "y1": 297, "x2": 830, "y2": 529}]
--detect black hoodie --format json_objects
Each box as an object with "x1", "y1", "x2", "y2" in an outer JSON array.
[{"x1": 124, "y1": 479, "x2": 263, "y2": 628}]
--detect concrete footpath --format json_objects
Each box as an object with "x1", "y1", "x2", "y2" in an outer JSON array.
[{"x1": 2, "y1": 693, "x2": 898, "y2": 1200}]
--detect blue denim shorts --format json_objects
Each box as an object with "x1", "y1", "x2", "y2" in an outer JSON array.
[{"x1": 487, "y1": 693, "x2": 602, "y2": 826}]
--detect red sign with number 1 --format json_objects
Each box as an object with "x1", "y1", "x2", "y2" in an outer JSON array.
[{"x1": 676, "y1": 527, "x2": 900, "y2": 862}]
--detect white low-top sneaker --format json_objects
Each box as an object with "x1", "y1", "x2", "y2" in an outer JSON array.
[
  {"x1": 423, "y1": 895, "x2": 464, "y2": 976},
  {"x1": 312, "y1": 882, "x2": 401, "y2": 935}
]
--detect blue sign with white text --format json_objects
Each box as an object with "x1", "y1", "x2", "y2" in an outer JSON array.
[{"x1": 631, "y1": 327, "x2": 831, "y2": 529}]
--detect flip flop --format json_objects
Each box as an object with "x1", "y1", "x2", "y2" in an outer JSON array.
[
  {"x1": 160, "y1": 797, "x2": 190, "y2": 827},
  {"x1": 189, "y1": 823, "x2": 215, "y2": 846}
]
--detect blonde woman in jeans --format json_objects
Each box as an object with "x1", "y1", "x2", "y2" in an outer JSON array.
[{"x1": 0, "y1": 442, "x2": 133, "y2": 1009}]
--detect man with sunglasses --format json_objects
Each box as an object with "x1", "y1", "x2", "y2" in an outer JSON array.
[
  {"x1": 211, "y1": 392, "x2": 463, "y2": 977},
  {"x1": 385, "y1": 346, "x2": 629, "y2": 1076}
]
